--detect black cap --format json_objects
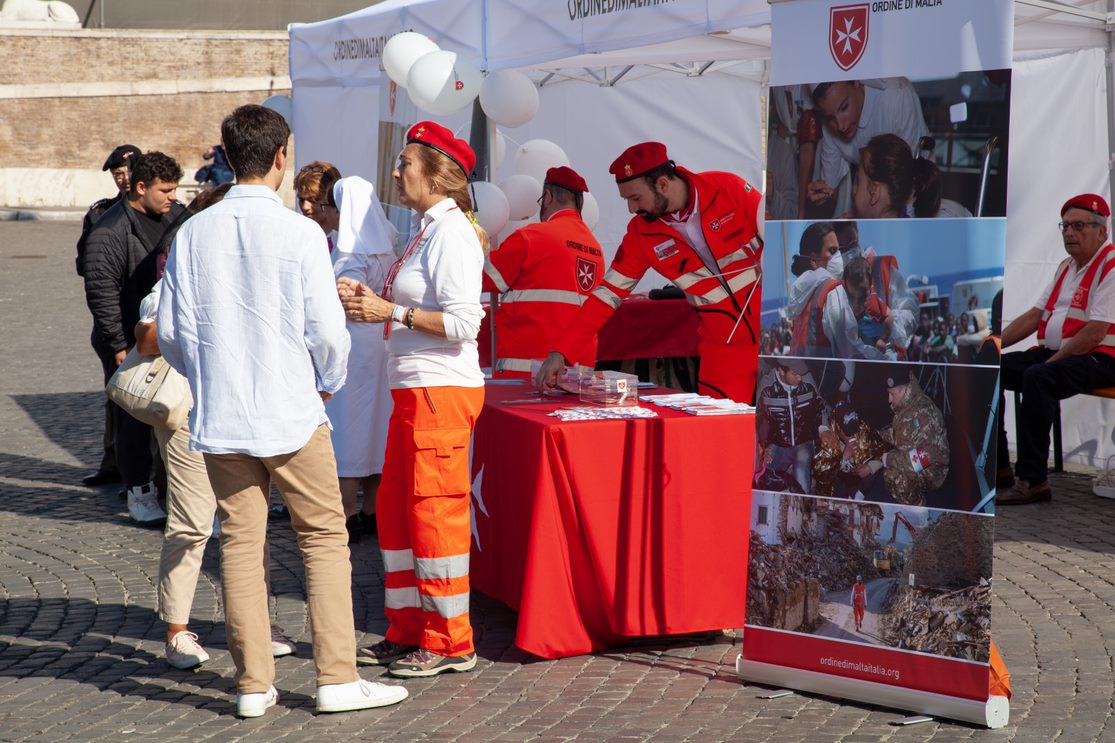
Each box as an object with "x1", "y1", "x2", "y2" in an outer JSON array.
[
  {"x1": 834, "y1": 403, "x2": 860, "y2": 436},
  {"x1": 775, "y1": 358, "x2": 810, "y2": 376},
  {"x1": 886, "y1": 372, "x2": 914, "y2": 389},
  {"x1": 102, "y1": 145, "x2": 141, "y2": 171}
]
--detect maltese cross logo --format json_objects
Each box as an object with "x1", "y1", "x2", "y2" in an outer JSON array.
[
  {"x1": 576, "y1": 258, "x2": 598, "y2": 293},
  {"x1": 830, "y1": 4, "x2": 869, "y2": 72}
]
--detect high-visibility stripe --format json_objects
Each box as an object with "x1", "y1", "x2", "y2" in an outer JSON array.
[
  {"x1": 414, "y1": 553, "x2": 470, "y2": 581},
  {"x1": 501, "y1": 289, "x2": 586, "y2": 305},
  {"x1": 485, "y1": 263, "x2": 510, "y2": 293},
  {"x1": 420, "y1": 591, "x2": 470, "y2": 619},
  {"x1": 726, "y1": 267, "x2": 758, "y2": 294},
  {"x1": 688, "y1": 285, "x2": 730, "y2": 306},
  {"x1": 718, "y1": 248, "x2": 752, "y2": 266},
  {"x1": 385, "y1": 586, "x2": 420, "y2": 610},
  {"x1": 382, "y1": 548, "x2": 415, "y2": 573},
  {"x1": 673, "y1": 266, "x2": 718, "y2": 291},
  {"x1": 1067, "y1": 308, "x2": 1089, "y2": 322},
  {"x1": 593, "y1": 284, "x2": 623, "y2": 310},
  {"x1": 605, "y1": 270, "x2": 639, "y2": 292},
  {"x1": 496, "y1": 357, "x2": 534, "y2": 373}
]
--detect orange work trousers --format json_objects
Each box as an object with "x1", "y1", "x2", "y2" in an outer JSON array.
[
  {"x1": 697, "y1": 341, "x2": 758, "y2": 404},
  {"x1": 378, "y1": 385, "x2": 485, "y2": 657}
]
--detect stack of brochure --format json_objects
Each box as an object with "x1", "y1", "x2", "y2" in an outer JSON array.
[
  {"x1": 548, "y1": 406, "x2": 659, "y2": 422},
  {"x1": 642, "y1": 393, "x2": 756, "y2": 416}
]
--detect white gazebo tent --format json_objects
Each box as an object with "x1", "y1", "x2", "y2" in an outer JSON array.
[{"x1": 289, "y1": 0, "x2": 1115, "y2": 468}]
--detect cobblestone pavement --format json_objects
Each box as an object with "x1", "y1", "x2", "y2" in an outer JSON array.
[{"x1": 2, "y1": 220, "x2": 1114, "y2": 742}]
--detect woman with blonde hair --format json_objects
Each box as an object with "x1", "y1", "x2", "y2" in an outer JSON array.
[
  {"x1": 338, "y1": 121, "x2": 486, "y2": 678},
  {"x1": 294, "y1": 161, "x2": 396, "y2": 544}
]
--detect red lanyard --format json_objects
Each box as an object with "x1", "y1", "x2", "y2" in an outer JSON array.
[{"x1": 381, "y1": 206, "x2": 457, "y2": 339}]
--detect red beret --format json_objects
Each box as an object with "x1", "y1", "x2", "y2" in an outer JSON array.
[
  {"x1": 544, "y1": 166, "x2": 588, "y2": 193},
  {"x1": 609, "y1": 142, "x2": 670, "y2": 183},
  {"x1": 1061, "y1": 193, "x2": 1110, "y2": 218},
  {"x1": 406, "y1": 120, "x2": 476, "y2": 177}
]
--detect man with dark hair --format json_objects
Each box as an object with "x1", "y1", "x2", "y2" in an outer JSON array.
[
  {"x1": 158, "y1": 104, "x2": 408, "y2": 718},
  {"x1": 78, "y1": 144, "x2": 141, "y2": 488},
  {"x1": 84, "y1": 151, "x2": 185, "y2": 525},
  {"x1": 483, "y1": 166, "x2": 605, "y2": 376},
  {"x1": 536, "y1": 142, "x2": 764, "y2": 402}
]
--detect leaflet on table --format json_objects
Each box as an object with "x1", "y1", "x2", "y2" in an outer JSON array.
[
  {"x1": 643, "y1": 393, "x2": 756, "y2": 414},
  {"x1": 548, "y1": 406, "x2": 658, "y2": 422}
]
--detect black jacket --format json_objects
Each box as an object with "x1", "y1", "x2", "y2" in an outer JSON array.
[
  {"x1": 83, "y1": 199, "x2": 185, "y2": 355},
  {"x1": 75, "y1": 194, "x2": 124, "y2": 276},
  {"x1": 757, "y1": 378, "x2": 824, "y2": 449}
]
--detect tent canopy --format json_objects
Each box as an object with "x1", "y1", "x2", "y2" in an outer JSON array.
[{"x1": 290, "y1": 0, "x2": 1111, "y2": 87}]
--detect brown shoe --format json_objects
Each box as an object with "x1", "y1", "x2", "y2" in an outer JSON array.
[
  {"x1": 996, "y1": 478, "x2": 1052, "y2": 505},
  {"x1": 996, "y1": 466, "x2": 1015, "y2": 489}
]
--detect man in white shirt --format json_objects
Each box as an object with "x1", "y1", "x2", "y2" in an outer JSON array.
[
  {"x1": 997, "y1": 194, "x2": 1115, "y2": 505},
  {"x1": 157, "y1": 104, "x2": 408, "y2": 717}
]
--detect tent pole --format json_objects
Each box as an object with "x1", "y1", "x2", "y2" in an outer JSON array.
[
  {"x1": 1108, "y1": 0, "x2": 1115, "y2": 214},
  {"x1": 467, "y1": 98, "x2": 500, "y2": 374}
]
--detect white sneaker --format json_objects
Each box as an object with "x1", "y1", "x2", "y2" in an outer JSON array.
[
  {"x1": 165, "y1": 630, "x2": 209, "y2": 670},
  {"x1": 316, "y1": 679, "x2": 408, "y2": 713},
  {"x1": 237, "y1": 686, "x2": 278, "y2": 718},
  {"x1": 127, "y1": 482, "x2": 167, "y2": 525},
  {"x1": 270, "y1": 626, "x2": 295, "y2": 657}
]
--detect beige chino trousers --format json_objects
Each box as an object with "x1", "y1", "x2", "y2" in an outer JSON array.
[{"x1": 204, "y1": 425, "x2": 358, "y2": 693}]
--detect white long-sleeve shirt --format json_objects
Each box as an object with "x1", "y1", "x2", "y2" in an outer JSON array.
[
  {"x1": 157, "y1": 185, "x2": 350, "y2": 456},
  {"x1": 387, "y1": 197, "x2": 484, "y2": 389}
]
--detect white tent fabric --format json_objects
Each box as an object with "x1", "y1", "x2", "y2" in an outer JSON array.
[{"x1": 290, "y1": 0, "x2": 1115, "y2": 466}]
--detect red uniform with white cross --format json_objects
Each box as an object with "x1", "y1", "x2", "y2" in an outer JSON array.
[
  {"x1": 554, "y1": 143, "x2": 764, "y2": 402},
  {"x1": 483, "y1": 168, "x2": 605, "y2": 378}
]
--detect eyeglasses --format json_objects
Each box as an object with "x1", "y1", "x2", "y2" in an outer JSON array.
[
  {"x1": 1059, "y1": 220, "x2": 1104, "y2": 233},
  {"x1": 299, "y1": 165, "x2": 328, "y2": 175}
]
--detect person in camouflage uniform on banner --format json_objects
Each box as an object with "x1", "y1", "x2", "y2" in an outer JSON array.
[{"x1": 859, "y1": 372, "x2": 949, "y2": 506}]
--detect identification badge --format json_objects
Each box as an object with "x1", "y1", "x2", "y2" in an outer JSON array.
[{"x1": 653, "y1": 239, "x2": 679, "y2": 260}]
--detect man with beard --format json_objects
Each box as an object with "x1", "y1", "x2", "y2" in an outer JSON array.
[
  {"x1": 536, "y1": 142, "x2": 764, "y2": 402},
  {"x1": 856, "y1": 372, "x2": 949, "y2": 506}
]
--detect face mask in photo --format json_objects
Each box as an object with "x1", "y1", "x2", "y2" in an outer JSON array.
[{"x1": 826, "y1": 248, "x2": 845, "y2": 279}]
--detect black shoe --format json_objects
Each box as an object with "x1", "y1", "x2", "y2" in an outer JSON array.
[
  {"x1": 82, "y1": 470, "x2": 122, "y2": 486},
  {"x1": 356, "y1": 640, "x2": 418, "y2": 666},
  {"x1": 268, "y1": 503, "x2": 290, "y2": 521},
  {"x1": 358, "y1": 511, "x2": 377, "y2": 536},
  {"x1": 346, "y1": 515, "x2": 362, "y2": 545}
]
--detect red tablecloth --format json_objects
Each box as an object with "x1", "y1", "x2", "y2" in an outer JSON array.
[
  {"x1": 478, "y1": 296, "x2": 700, "y2": 366},
  {"x1": 470, "y1": 383, "x2": 754, "y2": 659}
]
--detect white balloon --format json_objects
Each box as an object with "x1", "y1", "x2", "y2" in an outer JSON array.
[
  {"x1": 382, "y1": 32, "x2": 439, "y2": 89},
  {"x1": 499, "y1": 216, "x2": 537, "y2": 243},
  {"x1": 406, "y1": 50, "x2": 483, "y2": 116},
  {"x1": 261, "y1": 95, "x2": 293, "y2": 127},
  {"x1": 479, "y1": 70, "x2": 540, "y2": 128},
  {"x1": 513, "y1": 139, "x2": 569, "y2": 186},
  {"x1": 469, "y1": 181, "x2": 510, "y2": 237},
  {"x1": 581, "y1": 191, "x2": 600, "y2": 230},
  {"x1": 499, "y1": 174, "x2": 542, "y2": 221}
]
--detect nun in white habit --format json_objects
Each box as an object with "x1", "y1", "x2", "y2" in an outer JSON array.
[{"x1": 328, "y1": 176, "x2": 398, "y2": 543}]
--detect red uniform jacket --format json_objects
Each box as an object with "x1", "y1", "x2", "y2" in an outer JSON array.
[
  {"x1": 483, "y1": 210, "x2": 605, "y2": 374},
  {"x1": 554, "y1": 168, "x2": 763, "y2": 367}
]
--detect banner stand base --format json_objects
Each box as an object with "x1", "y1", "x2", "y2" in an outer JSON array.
[{"x1": 736, "y1": 655, "x2": 1009, "y2": 730}]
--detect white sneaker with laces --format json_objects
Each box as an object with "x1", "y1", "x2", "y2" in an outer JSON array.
[
  {"x1": 165, "y1": 630, "x2": 209, "y2": 670},
  {"x1": 237, "y1": 686, "x2": 278, "y2": 718},
  {"x1": 127, "y1": 482, "x2": 167, "y2": 525},
  {"x1": 317, "y1": 678, "x2": 408, "y2": 713},
  {"x1": 270, "y1": 626, "x2": 295, "y2": 657}
]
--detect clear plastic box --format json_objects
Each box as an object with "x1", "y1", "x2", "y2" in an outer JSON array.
[{"x1": 578, "y1": 369, "x2": 639, "y2": 406}]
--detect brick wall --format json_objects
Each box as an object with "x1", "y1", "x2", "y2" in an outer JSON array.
[{"x1": 0, "y1": 29, "x2": 297, "y2": 207}]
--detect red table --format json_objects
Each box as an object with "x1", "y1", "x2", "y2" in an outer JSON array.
[
  {"x1": 469, "y1": 383, "x2": 754, "y2": 659},
  {"x1": 478, "y1": 296, "x2": 700, "y2": 366}
]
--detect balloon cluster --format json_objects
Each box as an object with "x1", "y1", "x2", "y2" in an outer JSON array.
[{"x1": 383, "y1": 32, "x2": 598, "y2": 236}]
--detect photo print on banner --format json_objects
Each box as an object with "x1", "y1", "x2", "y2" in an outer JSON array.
[
  {"x1": 766, "y1": 71, "x2": 1011, "y2": 223},
  {"x1": 742, "y1": 0, "x2": 1014, "y2": 724},
  {"x1": 747, "y1": 492, "x2": 993, "y2": 663},
  {"x1": 760, "y1": 219, "x2": 1005, "y2": 365},
  {"x1": 754, "y1": 358, "x2": 999, "y2": 513}
]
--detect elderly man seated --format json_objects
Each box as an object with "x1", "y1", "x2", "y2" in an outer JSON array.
[{"x1": 997, "y1": 194, "x2": 1115, "y2": 505}]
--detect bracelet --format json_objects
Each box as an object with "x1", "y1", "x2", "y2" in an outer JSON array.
[
  {"x1": 404, "y1": 307, "x2": 416, "y2": 330},
  {"x1": 391, "y1": 304, "x2": 407, "y2": 324}
]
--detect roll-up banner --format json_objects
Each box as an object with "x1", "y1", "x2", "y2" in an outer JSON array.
[{"x1": 739, "y1": 0, "x2": 1012, "y2": 728}]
